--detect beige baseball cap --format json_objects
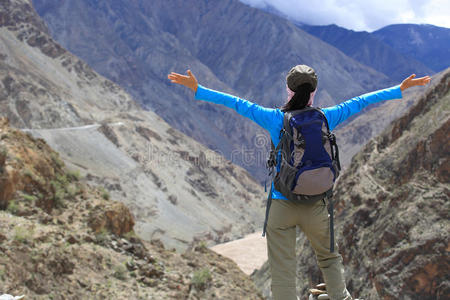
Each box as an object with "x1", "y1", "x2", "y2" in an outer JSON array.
[{"x1": 286, "y1": 65, "x2": 318, "y2": 91}]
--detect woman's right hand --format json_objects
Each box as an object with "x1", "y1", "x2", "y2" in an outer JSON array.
[{"x1": 168, "y1": 70, "x2": 198, "y2": 93}]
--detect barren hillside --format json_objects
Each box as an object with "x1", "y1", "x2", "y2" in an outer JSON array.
[
  {"x1": 0, "y1": 0, "x2": 266, "y2": 251},
  {"x1": 0, "y1": 118, "x2": 263, "y2": 299}
]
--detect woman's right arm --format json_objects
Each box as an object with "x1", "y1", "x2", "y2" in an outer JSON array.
[
  {"x1": 195, "y1": 84, "x2": 282, "y2": 131},
  {"x1": 168, "y1": 70, "x2": 282, "y2": 131}
]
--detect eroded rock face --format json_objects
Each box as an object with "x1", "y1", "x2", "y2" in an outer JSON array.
[
  {"x1": 0, "y1": 0, "x2": 64, "y2": 58},
  {"x1": 88, "y1": 202, "x2": 135, "y2": 236},
  {"x1": 0, "y1": 0, "x2": 48, "y2": 33}
]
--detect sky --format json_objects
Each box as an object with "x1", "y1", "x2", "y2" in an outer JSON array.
[{"x1": 240, "y1": 0, "x2": 450, "y2": 32}]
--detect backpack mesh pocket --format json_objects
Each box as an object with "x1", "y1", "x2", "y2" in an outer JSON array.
[{"x1": 274, "y1": 159, "x2": 297, "y2": 197}]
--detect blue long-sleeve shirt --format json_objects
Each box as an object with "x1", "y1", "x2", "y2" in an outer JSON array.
[{"x1": 195, "y1": 84, "x2": 402, "y2": 200}]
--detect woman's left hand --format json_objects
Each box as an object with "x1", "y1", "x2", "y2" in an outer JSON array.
[{"x1": 400, "y1": 74, "x2": 431, "y2": 91}]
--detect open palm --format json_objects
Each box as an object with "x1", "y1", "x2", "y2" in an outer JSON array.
[
  {"x1": 168, "y1": 70, "x2": 198, "y2": 92},
  {"x1": 400, "y1": 74, "x2": 431, "y2": 91}
]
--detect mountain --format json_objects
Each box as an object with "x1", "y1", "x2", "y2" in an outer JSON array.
[
  {"x1": 331, "y1": 68, "x2": 450, "y2": 299},
  {"x1": 300, "y1": 24, "x2": 434, "y2": 82},
  {"x1": 31, "y1": 0, "x2": 394, "y2": 181},
  {"x1": 0, "y1": 0, "x2": 266, "y2": 251},
  {"x1": 373, "y1": 24, "x2": 450, "y2": 73},
  {"x1": 253, "y1": 69, "x2": 450, "y2": 299},
  {"x1": 0, "y1": 118, "x2": 262, "y2": 299}
]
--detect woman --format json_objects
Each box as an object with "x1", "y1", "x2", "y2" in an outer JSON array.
[{"x1": 168, "y1": 66, "x2": 430, "y2": 300}]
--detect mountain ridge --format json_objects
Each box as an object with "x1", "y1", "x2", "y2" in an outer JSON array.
[
  {"x1": 373, "y1": 24, "x2": 450, "y2": 72},
  {"x1": 300, "y1": 23, "x2": 434, "y2": 82}
]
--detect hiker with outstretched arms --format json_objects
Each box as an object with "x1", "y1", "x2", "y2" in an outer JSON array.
[{"x1": 168, "y1": 66, "x2": 430, "y2": 300}]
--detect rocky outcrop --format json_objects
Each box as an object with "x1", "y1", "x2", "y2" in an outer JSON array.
[
  {"x1": 253, "y1": 69, "x2": 450, "y2": 299},
  {"x1": 0, "y1": 0, "x2": 48, "y2": 33},
  {"x1": 88, "y1": 201, "x2": 135, "y2": 236},
  {"x1": 0, "y1": 120, "x2": 263, "y2": 299},
  {"x1": 0, "y1": 117, "x2": 67, "y2": 212}
]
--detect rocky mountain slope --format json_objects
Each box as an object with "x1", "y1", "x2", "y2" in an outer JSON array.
[
  {"x1": 300, "y1": 24, "x2": 434, "y2": 82},
  {"x1": 373, "y1": 24, "x2": 450, "y2": 73},
  {"x1": 0, "y1": 0, "x2": 266, "y2": 251},
  {"x1": 0, "y1": 118, "x2": 263, "y2": 299},
  {"x1": 32, "y1": 0, "x2": 394, "y2": 181},
  {"x1": 253, "y1": 70, "x2": 450, "y2": 299},
  {"x1": 332, "y1": 68, "x2": 450, "y2": 300}
]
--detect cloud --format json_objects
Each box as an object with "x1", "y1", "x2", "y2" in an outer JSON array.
[{"x1": 240, "y1": 0, "x2": 450, "y2": 31}]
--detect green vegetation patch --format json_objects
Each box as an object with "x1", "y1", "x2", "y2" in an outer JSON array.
[
  {"x1": 13, "y1": 225, "x2": 34, "y2": 244},
  {"x1": 113, "y1": 264, "x2": 128, "y2": 280},
  {"x1": 50, "y1": 152, "x2": 64, "y2": 169},
  {"x1": 95, "y1": 227, "x2": 110, "y2": 245},
  {"x1": 66, "y1": 169, "x2": 81, "y2": 182},
  {"x1": 50, "y1": 171, "x2": 81, "y2": 207},
  {"x1": 192, "y1": 268, "x2": 212, "y2": 290},
  {"x1": 99, "y1": 186, "x2": 110, "y2": 200},
  {"x1": 6, "y1": 200, "x2": 19, "y2": 214},
  {"x1": 22, "y1": 193, "x2": 37, "y2": 202}
]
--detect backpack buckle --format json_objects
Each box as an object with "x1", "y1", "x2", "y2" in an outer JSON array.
[
  {"x1": 328, "y1": 133, "x2": 336, "y2": 144},
  {"x1": 266, "y1": 153, "x2": 276, "y2": 169}
]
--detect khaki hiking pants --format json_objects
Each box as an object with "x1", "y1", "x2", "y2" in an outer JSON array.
[{"x1": 267, "y1": 199, "x2": 352, "y2": 300}]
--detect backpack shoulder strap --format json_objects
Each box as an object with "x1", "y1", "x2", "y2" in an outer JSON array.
[
  {"x1": 311, "y1": 107, "x2": 331, "y2": 132},
  {"x1": 314, "y1": 107, "x2": 341, "y2": 171},
  {"x1": 282, "y1": 111, "x2": 291, "y2": 134}
]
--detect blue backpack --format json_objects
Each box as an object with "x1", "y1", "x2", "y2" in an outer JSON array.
[{"x1": 263, "y1": 107, "x2": 341, "y2": 252}]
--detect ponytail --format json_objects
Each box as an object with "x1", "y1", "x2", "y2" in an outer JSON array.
[{"x1": 281, "y1": 83, "x2": 315, "y2": 112}]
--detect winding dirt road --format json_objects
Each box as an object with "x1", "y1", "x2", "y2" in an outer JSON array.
[{"x1": 21, "y1": 122, "x2": 124, "y2": 132}]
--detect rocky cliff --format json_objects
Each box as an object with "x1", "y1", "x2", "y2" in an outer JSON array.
[
  {"x1": 0, "y1": 0, "x2": 136, "y2": 129},
  {"x1": 32, "y1": 0, "x2": 394, "y2": 181},
  {"x1": 253, "y1": 70, "x2": 450, "y2": 299},
  {"x1": 0, "y1": 118, "x2": 263, "y2": 299},
  {"x1": 332, "y1": 68, "x2": 449, "y2": 299},
  {"x1": 0, "y1": 0, "x2": 266, "y2": 251}
]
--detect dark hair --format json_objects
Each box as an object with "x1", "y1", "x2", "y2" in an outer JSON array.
[{"x1": 281, "y1": 83, "x2": 315, "y2": 112}]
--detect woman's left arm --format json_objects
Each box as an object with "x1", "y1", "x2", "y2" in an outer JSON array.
[{"x1": 322, "y1": 74, "x2": 431, "y2": 131}]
